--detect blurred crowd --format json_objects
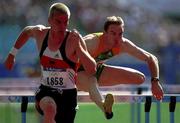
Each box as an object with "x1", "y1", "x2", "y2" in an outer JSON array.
[
  {"x1": 0, "y1": 0, "x2": 180, "y2": 83},
  {"x1": 1, "y1": 0, "x2": 180, "y2": 49}
]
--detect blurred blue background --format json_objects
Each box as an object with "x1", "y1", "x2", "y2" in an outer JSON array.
[{"x1": 0, "y1": 0, "x2": 180, "y2": 84}]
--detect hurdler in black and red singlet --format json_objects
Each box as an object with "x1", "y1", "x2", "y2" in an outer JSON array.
[
  {"x1": 35, "y1": 30, "x2": 78, "y2": 123},
  {"x1": 39, "y1": 30, "x2": 78, "y2": 90}
]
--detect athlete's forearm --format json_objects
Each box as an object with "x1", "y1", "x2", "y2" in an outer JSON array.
[
  {"x1": 13, "y1": 28, "x2": 30, "y2": 50},
  {"x1": 77, "y1": 44, "x2": 97, "y2": 75},
  {"x1": 8, "y1": 27, "x2": 31, "y2": 58},
  {"x1": 147, "y1": 54, "x2": 159, "y2": 79},
  {"x1": 123, "y1": 39, "x2": 160, "y2": 78}
]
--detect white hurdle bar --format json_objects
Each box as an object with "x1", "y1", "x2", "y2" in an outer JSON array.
[
  {"x1": 0, "y1": 93, "x2": 179, "y2": 123},
  {"x1": 0, "y1": 93, "x2": 180, "y2": 102}
]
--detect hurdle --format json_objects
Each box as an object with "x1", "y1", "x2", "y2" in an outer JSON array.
[{"x1": 0, "y1": 93, "x2": 179, "y2": 123}]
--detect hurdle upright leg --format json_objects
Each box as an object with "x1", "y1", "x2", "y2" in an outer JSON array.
[
  {"x1": 144, "y1": 96, "x2": 152, "y2": 123},
  {"x1": 169, "y1": 96, "x2": 176, "y2": 123},
  {"x1": 137, "y1": 87, "x2": 142, "y2": 123},
  {"x1": 156, "y1": 101, "x2": 161, "y2": 123},
  {"x1": 21, "y1": 96, "x2": 28, "y2": 123}
]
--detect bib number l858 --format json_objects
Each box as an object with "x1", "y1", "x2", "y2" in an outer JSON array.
[{"x1": 46, "y1": 77, "x2": 64, "y2": 86}]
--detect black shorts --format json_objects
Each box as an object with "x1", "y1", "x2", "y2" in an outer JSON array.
[{"x1": 35, "y1": 84, "x2": 77, "y2": 123}]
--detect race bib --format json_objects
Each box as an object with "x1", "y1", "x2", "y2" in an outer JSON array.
[
  {"x1": 41, "y1": 68, "x2": 76, "y2": 89},
  {"x1": 43, "y1": 70, "x2": 68, "y2": 88}
]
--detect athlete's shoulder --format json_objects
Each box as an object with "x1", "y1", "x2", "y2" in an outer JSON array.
[
  {"x1": 24, "y1": 25, "x2": 49, "y2": 31},
  {"x1": 123, "y1": 37, "x2": 129, "y2": 41},
  {"x1": 35, "y1": 25, "x2": 50, "y2": 30},
  {"x1": 121, "y1": 37, "x2": 134, "y2": 45},
  {"x1": 23, "y1": 25, "x2": 49, "y2": 37}
]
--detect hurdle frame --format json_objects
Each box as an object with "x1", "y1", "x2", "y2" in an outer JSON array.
[{"x1": 0, "y1": 93, "x2": 179, "y2": 123}]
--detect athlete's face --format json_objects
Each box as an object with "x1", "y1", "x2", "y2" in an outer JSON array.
[
  {"x1": 49, "y1": 11, "x2": 69, "y2": 32},
  {"x1": 105, "y1": 24, "x2": 124, "y2": 43}
]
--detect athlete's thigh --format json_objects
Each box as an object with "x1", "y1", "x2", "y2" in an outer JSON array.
[
  {"x1": 76, "y1": 71, "x2": 91, "y2": 91},
  {"x1": 98, "y1": 65, "x2": 145, "y2": 86},
  {"x1": 39, "y1": 96, "x2": 57, "y2": 114}
]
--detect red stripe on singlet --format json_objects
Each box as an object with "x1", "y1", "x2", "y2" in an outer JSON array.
[{"x1": 40, "y1": 55, "x2": 70, "y2": 69}]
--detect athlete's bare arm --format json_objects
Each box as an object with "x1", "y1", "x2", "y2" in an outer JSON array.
[
  {"x1": 67, "y1": 32, "x2": 97, "y2": 75},
  {"x1": 71, "y1": 29, "x2": 88, "y2": 51},
  {"x1": 77, "y1": 41, "x2": 97, "y2": 75},
  {"x1": 4, "y1": 25, "x2": 47, "y2": 70},
  {"x1": 121, "y1": 38, "x2": 159, "y2": 78},
  {"x1": 121, "y1": 38, "x2": 164, "y2": 100},
  {"x1": 14, "y1": 25, "x2": 47, "y2": 49}
]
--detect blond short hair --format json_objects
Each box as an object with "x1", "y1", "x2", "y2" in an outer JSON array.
[
  {"x1": 48, "y1": 3, "x2": 71, "y2": 19},
  {"x1": 104, "y1": 16, "x2": 124, "y2": 31}
]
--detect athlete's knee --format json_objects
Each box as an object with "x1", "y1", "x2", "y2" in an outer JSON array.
[
  {"x1": 136, "y1": 72, "x2": 145, "y2": 84},
  {"x1": 40, "y1": 96, "x2": 57, "y2": 116}
]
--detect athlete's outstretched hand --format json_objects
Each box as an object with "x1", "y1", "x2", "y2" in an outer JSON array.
[
  {"x1": 151, "y1": 80, "x2": 164, "y2": 100},
  {"x1": 4, "y1": 54, "x2": 15, "y2": 70}
]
